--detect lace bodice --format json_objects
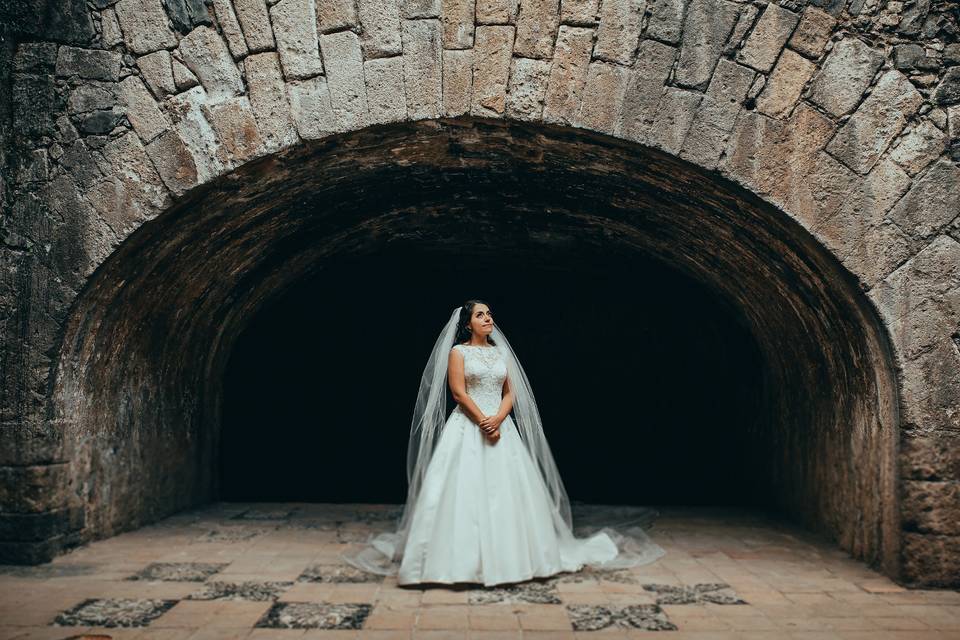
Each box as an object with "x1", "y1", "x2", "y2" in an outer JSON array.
[{"x1": 452, "y1": 343, "x2": 507, "y2": 414}]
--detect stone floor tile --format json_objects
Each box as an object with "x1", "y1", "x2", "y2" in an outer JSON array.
[
  {"x1": 247, "y1": 628, "x2": 309, "y2": 639},
  {"x1": 565, "y1": 604, "x2": 676, "y2": 632},
  {"x1": 468, "y1": 611, "x2": 521, "y2": 630},
  {"x1": 52, "y1": 596, "x2": 180, "y2": 627},
  {"x1": 186, "y1": 580, "x2": 295, "y2": 601},
  {"x1": 255, "y1": 601, "x2": 372, "y2": 630},
  {"x1": 416, "y1": 606, "x2": 471, "y2": 629},
  {"x1": 126, "y1": 562, "x2": 231, "y2": 582},
  {"x1": 411, "y1": 630, "x2": 469, "y2": 639},
  {"x1": 467, "y1": 630, "x2": 522, "y2": 639}
]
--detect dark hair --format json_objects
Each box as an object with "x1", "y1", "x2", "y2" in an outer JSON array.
[{"x1": 454, "y1": 300, "x2": 497, "y2": 347}]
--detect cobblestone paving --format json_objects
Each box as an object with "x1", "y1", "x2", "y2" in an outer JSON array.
[{"x1": 1, "y1": 503, "x2": 958, "y2": 639}]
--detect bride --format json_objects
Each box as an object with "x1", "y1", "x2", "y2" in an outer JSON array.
[{"x1": 340, "y1": 300, "x2": 666, "y2": 587}]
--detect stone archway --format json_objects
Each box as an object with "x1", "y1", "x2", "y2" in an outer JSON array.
[
  {"x1": 52, "y1": 118, "x2": 900, "y2": 584},
  {"x1": 2, "y1": 0, "x2": 958, "y2": 588}
]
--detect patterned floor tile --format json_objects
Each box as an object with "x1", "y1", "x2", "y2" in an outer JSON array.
[
  {"x1": 298, "y1": 563, "x2": 384, "y2": 584},
  {"x1": 193, "y1": 526, "x2": 273, "y2": 542},
  {"x1": 545, "y1": 567, "x2": 638, "y2": 585},
  {"x1": 640, "y1": 582, "x2": 747, "y2": 605},
  {"x1": 565, "y1": 603, "x2": 677, "y2": 631},
  {"x1": 125, "y1": 561, "x2": 230, "y2": 581},
  {"x1": 186, "y1": 580, "x2": 294, "y2": 601},
  {"x1": 468, "y1": 580, "x2": 563, "y2": 605},
  {"x1": 254, "y1": 601, "x2": 373, "y2": 629},
  {"x1": 52, "y1": 597, "x2": 178, "y2": 627}
]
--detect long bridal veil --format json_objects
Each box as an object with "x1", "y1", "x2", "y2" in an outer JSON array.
[{"x1": 339, "y1": 306, "x2": 666, "y2": 576}]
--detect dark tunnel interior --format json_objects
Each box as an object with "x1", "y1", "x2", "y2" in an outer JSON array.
[{"x1": 221, "y1": 246, "x2": 767, "y2": 508}]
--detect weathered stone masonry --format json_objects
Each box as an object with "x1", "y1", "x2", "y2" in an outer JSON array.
[{"x1": 0, "y1": 0, "x2": 958, "y2": 588}]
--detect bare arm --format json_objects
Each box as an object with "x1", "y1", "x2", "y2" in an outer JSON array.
[
  {"x1": 448, "y1": 348, "x2": 488, "y2": 425},
  {"x1": 494, "y1": 375, "x2": 514, "y2": 422}
]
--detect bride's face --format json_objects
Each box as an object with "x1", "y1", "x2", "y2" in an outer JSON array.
[{"x1": 468, "y1": 305, "x2": 494, "y2": 338}]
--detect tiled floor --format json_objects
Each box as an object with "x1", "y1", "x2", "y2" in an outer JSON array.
[{"x1": 1, "y1": 502, "x2": 959, "y2": 639}]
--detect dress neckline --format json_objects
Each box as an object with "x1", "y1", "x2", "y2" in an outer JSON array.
[{"x1": 460, "y1": 343, "x2": 495, "y2": 349}]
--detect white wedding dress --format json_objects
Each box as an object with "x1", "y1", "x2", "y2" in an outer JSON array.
[{"x1": 389, "y1": 343, "x2": 643, "y2": 586}]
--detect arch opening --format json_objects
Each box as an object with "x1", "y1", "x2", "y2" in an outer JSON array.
[
  {"x1": 221, "y1": 247, "x2": 765, "y2": 507},
  {"x1": 50, "y1": 118, "x2": 902, "y2": 578}
]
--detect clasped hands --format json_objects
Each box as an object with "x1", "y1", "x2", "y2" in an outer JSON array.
[{"x1": 478, "y1": 413, "x2": 503, "y2": 443}]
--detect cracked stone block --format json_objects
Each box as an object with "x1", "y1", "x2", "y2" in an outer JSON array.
[
  {"x1": 402, "y1": 18, "x2": 443, "y2": 119},
  {"x1": 113, "y1": 0, "x2": 178, "y2": 55},
  {"x1": 735, "y1": 3, "x2": 799, "y2": 73},
  {"x1": 68, "y1": 82, "x2": 117, "y2": 114},
  {"x1": 442, "y1": 0, "x2": 475, "y2": 48},
  {"x1": 442, "y1": 49, "x2": 473, "y2": 117},
  {"x1": 471, "y1": 25, "x2": 514, "y2": 117},
  {"x1": 255, "y1": 601, "x2": 373, "y2": 629},
  {"x1": 756, "y1": 48, "x2": 815, "y2": 118},
  {"x1": 826, "y1": 69, "x2": 923, "y2": 175},
  {"x1": 618, "y1": 39, "x2": 675, "y2": 140},
  {"x1": 14, "y1": 42, "x2": 57, "y2": 73},
  {"x1": 317, "y1": 0, "x2": 358, "y2": 32},
  {"x1": 645, "y1": 0, "x2": 684, "y2": 43},
  {"x1": 806, "y1": 37, "x2": 884, "y2": 117},
  {"x1": 55, "y1": 46, "x2": 122, "y2": 81},
  {"x1": 788, "y1": 5, "x2": 835, "y2": 59},
  {"x1": 211, "y1": 0, "x2": 249, "y2": 59},
  {"x1": 187, "y1": 580, "x2": 294, "y2": 600},
  {"x1": 287, "y1": 76, "x2": 338, "y2": 139},
  {"x1": 166, "y1": 86, "x2": 226, "y2": 181},
  {"x1": 642, "y1": 582, "x2": 748, "y2": 604},
  {"x1": 54, "y1": 598, "x2": 178, "y2": 627},
  {"x1": 137, "y1": 50, "x2": 176, "y2": 97},
  {"x1": 893, "y1": 44, "x2": 940, "y2": 72},
  {"x1": 178, "y1": 25, "x2": 245, "y2": 100},
  {"x1": 593, "y1": 0, "x2": 644, "y2": 65},
  {"x1": 476, "y1": 0, "x2": 518, "y2": 24},
  {"x1": 125, "y1": 561, "x2": 230, "y2": 581},
  {"x1": 119, "y1": 75, "x2": 174, "y2": 143},
  {"x1": 579, "y1": 61, "x2": 629, "y2": 133},
  {"x1": 164, "y1": 0, "x2": 213, "y2": 33},
  {"x1": 319, "y1": 31, "x2": 369, "y2": 130},
  {"x1": 506, "y1": 56, "x2": 550, "y2": 121},
  {"x1": 889, "y1": 120, "x2": 948, "y2": 176},
  {"x1": 358, "y1": 0, "x2": 403, "y2": 58},
  {"x1": 515, "y1": 0, "x2": 560, "y2": 59},
  {"x1": 724, "y1": 4, "x2": 759, "y2": 56},
  {"x1": 101, "y1": 8, "x2": 124, "y2": 47},
  {"x1": 363, "y1": 52, "x2": 406, "y2": 124},
  {"x1": 674, "y1": 0, "x2": 740, "y2": 91},
  {"x1": 244, "y1": 52, "x2": 299, "y2": 151},
  {"x1": 903, "y1": 482, "x2": 960, "y2": 536},
  {"x1": 888, "y1": 159, "x2": 960, "y2": 241},
  {"x1": 172, "y1": 56, "x2": 200, "y2": 91},
  {"x1": 567, "y1": 603, "x2": 677, "y2": 631},
  {"x1": 542, "y1": 25, "x2": 594, "y2": 125},
  {"x1": 271, "y1": 0, "x2": 325, "y2": 80},
  {"x1": 298, "y1": 562, "x2": 385, "y2": 583},
  {"x1": 933, "y1": 66, "x2": 960, "y2": 106},
  {"x1": 145, "y1": 130, "x2": 198, "y2": 193},
  {"x1": 649, "y1": 86, "x2": 703, "y2": 154},
  {"x1": 697, "y1": 57, "x2": 754, "y2": 131},
  {"x1": 401, "y1": 0, "x2": 440, "y2": 18},
  {"x1": 234, "y1": 0, "x2": 275, "y2": 52},
  {"x1": 468, "y1": 580, "x2": 563, "y2": 604},
  {"x1": 202, "y1": 96, "x2": 265, "y2": 165}
]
